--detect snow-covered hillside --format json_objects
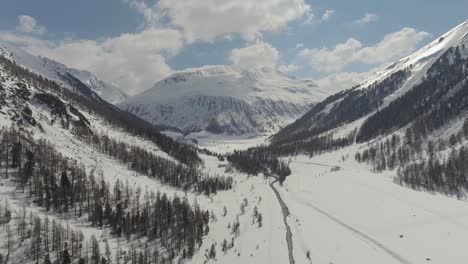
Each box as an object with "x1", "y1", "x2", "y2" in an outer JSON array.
[
  {"x1": 359, "y1": 20, "x2": 468, "y2": 96},
  {"x1": 274, "y1": 20, "x2": 468, "y2": 145},
  {"x1": 0, "y1": 41, "x2": 127, "y2": 103},
  {"x1": 119, "y1": 65, "x2": 333, "y2": 135},
  {"x1": 64, "y1": 66, "x2": 128, "y2": 103}
]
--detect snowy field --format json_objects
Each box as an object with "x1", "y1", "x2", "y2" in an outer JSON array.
[
  {"x1": 277, "y1": 145, "x2": 468, "y2": 264},
  {"x1": 164, "y1": 130, "x2": 270, "y2": 154}
]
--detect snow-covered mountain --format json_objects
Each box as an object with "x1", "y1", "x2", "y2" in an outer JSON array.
[
  {"x1": 61, "y1": 66, "x2": 128, "y2": 103},
  {"x1": 119, "y1": 65, "x2": 333, "y2": 135},
  {"x1": 0, "y1": 41, "x2": 127, "y2": 103},
  {"x1": 273, "y1": 20, "x2": 468, "y2": 144}
]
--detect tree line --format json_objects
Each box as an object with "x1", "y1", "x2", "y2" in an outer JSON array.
[
  {"x1": 227, "y1": 146, "x2": 291, "y2": 182},
  {"x1": 226, "y1": 130, "x2": 356, "y2": 182},
  {"x1": 356, "y1": 118, "x2": 468, "y2": 197},
  {"x1": 76, "y1": 131, "x2": 232, "y2": 195}
]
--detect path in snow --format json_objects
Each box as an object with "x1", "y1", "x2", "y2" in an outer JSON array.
[
  {"x1": 290, "y1": 161, "x2": 334, "y2": 167},
  {"x1": 270, "y1": 179, "x2": 295, "y2": 264},
  {"x1": 289, "y1": 159, "x2": 413, "y2": 264},
  {"x1": 297, "y1": 198, "x2": 413, "y2": 264}
]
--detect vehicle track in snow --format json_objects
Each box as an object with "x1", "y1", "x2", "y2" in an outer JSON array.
[
  {"x1": 298, "y1": 198, "x2": 413, "y2": 264},
  {"x1": 291, "y1": 161, "x2": 334, "y2": 167},
  {"x1": 289, "y1": 160, "x2": 413, "y2": 264}
]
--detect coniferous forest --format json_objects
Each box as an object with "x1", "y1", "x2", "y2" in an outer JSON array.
[
  {"x1": 356, "y1": 119, "x2": 468, "y2": 196},
  {"x1": 0, "y1": 126, "x2": 216, "y2": 263}
]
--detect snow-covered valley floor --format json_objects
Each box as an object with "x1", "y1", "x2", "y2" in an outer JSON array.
[
  {"x1": 3, "y1": 125, "x2": 468, "y2": 264},
  {"x1": 164, "y1": 130, "x2": 270, "y2": 154},
  {"x1": 276, "y1": 145, "x2": 468, "y2": 264}
]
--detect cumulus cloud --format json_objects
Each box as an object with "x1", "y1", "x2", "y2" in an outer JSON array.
[
  {"x1": 129, "y1": 0, "x2": 312, "y2": 42},
  {"x1": 355, "y1": 13, "x2": 378, "y2": 25},
  {"x1": 316, "y1": 71, "x2": 371, "y2": 93},
  {"x1": 17, "y1": 15, "x2": 46, "y2": 35},
  {"x1": 229, "y1": 41, "x2": 279, "y2": 69},
  {"x1": 2, "y1": 1, "x2": 315, "y2": 94},
  {"x1": 1, "y1": 27, "x2": 183, "y2": 95},
  {"x1": 321, "y1": 10, "x2": 335, "y2": 22},
  {"x1": 299, "y1": 27, "x2": 430, "y2": 72},
  {"x1": 278, "y1": 64, "x2": 299, "y2": 74},
  {"x1": 303, "y1": 9, "x2": 334, "y2": 25},
  {"x1": 126, "y1": 0, "x2": 160, "y2": 27}
]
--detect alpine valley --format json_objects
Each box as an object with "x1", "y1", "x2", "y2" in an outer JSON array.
[{"x1": 1, "y1": 9, "x2": 468, "y2": 264}]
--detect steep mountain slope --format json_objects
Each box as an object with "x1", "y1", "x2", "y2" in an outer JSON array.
[
  {"x1": 62, "y1": 66, "x2": 128, "y2": 103},
  {"x1": 119, "y1": 65, "x2": 333, "y2": 135},
  {"x1": 0, "y1": 52, "x2": 200, "y2": 165},
  {"x1": 272, "y1": 20, "x2": 468, "y2": 147},
  {"x1": 0, "y1": 41, "x2": 127, "y2": 103}
]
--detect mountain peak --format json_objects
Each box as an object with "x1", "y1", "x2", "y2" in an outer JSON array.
[
  {"x1": 356, "y1": 19, "x2": 468, "y2": 93},
  {"x1": 119, "y1": 64, "x2": 330, "y2": 135}
]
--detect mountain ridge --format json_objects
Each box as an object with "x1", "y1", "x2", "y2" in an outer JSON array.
[
  {"x1": 272, "y1": 19, "x2": 468, "y2": 145},
  {"x1": 0, "y1": 41, "x2": 128, "y2": 103}
]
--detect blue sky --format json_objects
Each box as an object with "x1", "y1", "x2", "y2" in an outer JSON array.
[{"x1": 0, "y1": 0, "x2": 467, "y2": 94}]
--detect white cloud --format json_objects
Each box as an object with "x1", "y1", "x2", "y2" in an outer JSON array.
[
  {"x1": 303, "y1": 13, "x2": 315, "y2": 25},
  {"x1": 355, "y1": 13, "x2": 378, "y2": 25},
  {"x1": 299, "y1": 27, "x2": 430, "y2": 72},
  {"x1": 3, "y1": 1, "x2": 317, "y2": 95},
  {"x1": 1, "y1": 27, "x2": 183, "y2": 95},
  {"x1": 316, "y1": 71, "x2": 371, "y2": 93},
  {"x1": 129, "y1": 0, "x2": 312, "y2": 43},
  {"x1": 299, "y1": 38, "x2": 362, "y2": 72},
  {"x1": 321, "y1": 10, "x2": 335, "y2": 22},
  {"x1": 278, "y1": 64, "x2": 299, "y2": 74},
  {"x1": 17, "y1": 15, "x2": 46, "y2": 35},
  {"x1": 295, "y1": 43, "x2": 304, "y2": 49},
  {"x1": 229, "y1": 41, "x2": 279, "y2": 69},
  {"x1": 126, "y1": 0, "x2": 160, "y2": 27}
]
